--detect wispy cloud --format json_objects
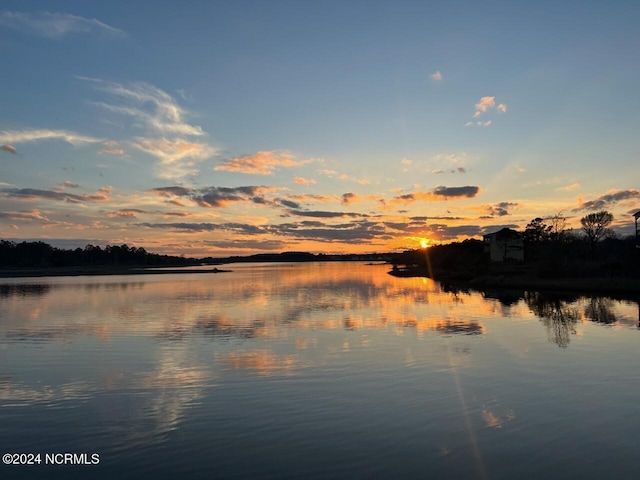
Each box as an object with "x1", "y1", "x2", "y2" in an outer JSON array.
[
  {"x1": 316, "y1": 168, "x2": 369, "y2": 185},
  {"x1": 0, "y1": 11, "x2": 124, "y2": 38},
  {"x1": 286, "y1": 194, "x2": 339, "y2": 203},
  {"x1": 99, "y1": 141, "x2": 127, "y2": 157},
  {"x1": 430, "y1": 70, "x2": 442, "y2": 81},
  {"x1": 132, "y1": 138, "x2": 217, "y2": 179},
  {"x1": 0, "y1": 210, "x2": 52, "y2": 223},
  {"x1": 558, "y1": 182, "x2": 580, "y2": 191},
  {"x1": 286, "y1": 210, "x2": 366, "y2": 219},
  {"x1": 81, "y1": 78, "x2": 218, "y2": 180},
  {"x1": 465, "y1": 120, "x2": 492, "y2": 128},
  {"x1": 427, "y1": 153, "x2": 470, "y2": 173},
  {"x1": 0, "y1": 129, "x2": 102, "y2": 146},
  {"x1": 83, "y1": 78, "x2": 204, "y2": 137},
  {"x1": 214, "y1": 151, "x2": 310, "y2": 175}
]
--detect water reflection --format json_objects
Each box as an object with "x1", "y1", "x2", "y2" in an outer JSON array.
[
  {"x1": 481, "y1": 400, "x2": 517, "y2": 429},
  {"x1": 133, "y1": 345, "x2": 211, "y2": 442},
  {"x1": 1, "y1": 264, "x2": 638, "y2": 349},
  {"x1": 0, "y1": 378, "x2": 94, "y2": 408},
  {"x1": 218, "y1": 349, "x2": 300, "y2": 376},
  {"x1": 400, "y1": 317, "x2": 485, "y2": 336},
  {"x1": 0, "y1": 283, "x2": 50, "y2": 297},
  {"x1": 2, "y1": 263, "x2": 640, "y2": 478},
  {"x1": 524, "y1": 292, "x2": 580, "y2": 348},
  {"x1": 585, "y1": 297, "x2": 617, "y2": 324}
]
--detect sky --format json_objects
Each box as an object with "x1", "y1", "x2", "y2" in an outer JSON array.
[{"x1": 1, "y1": 1, "x2": 639, "y2": 257}]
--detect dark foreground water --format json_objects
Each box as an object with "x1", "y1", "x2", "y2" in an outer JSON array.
[{"x1": 1, "y1": 262, "x2": 639, "y2": 479}]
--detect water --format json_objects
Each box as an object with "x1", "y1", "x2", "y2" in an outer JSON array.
[{"x1": 1, "y1": 262, "x2": 639, "y2": 479}]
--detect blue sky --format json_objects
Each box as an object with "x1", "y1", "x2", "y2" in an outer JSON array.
[{"x1": 1, "y1": 1, "x2": 639, "y2": 256}]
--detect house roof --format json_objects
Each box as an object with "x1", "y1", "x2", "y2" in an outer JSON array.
[
  {"x1": 634, "y1": 210, "x2": 640, "y2": 219},
  {"x1": 482, "y1": 227, "x2": 523, "y2": 239}
]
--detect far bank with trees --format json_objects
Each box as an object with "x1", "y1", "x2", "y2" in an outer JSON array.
[{"x1": 390, "y1": 210, "x2": 640, "y2": 295}]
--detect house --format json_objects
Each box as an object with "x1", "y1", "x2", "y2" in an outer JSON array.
[
  {"x1": 634, "y1": 211, "x2": 640, "y2": 248},
  {"x1": 483, "y1": 228, "x2": 524, "y2": 262}
]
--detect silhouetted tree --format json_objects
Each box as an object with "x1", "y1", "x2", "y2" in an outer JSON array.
[
  {"x1": 581, "y1": 210, "x2": 614, "y2": 257},
  {"x1": 524, "y1": 218, "x2": 552, "y2": 243},
  {"x1": 0, "y1": 240, "x2": 198, "y2": 268},
  {"x1": 548, "y1": 213, "x2": 572, "y2": 244}
]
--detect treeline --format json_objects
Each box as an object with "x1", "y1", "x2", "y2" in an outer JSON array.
[
  {"x1": 391, "y1": 210, "x2": 640, "y2": 280},
  {"x1": 201, "y1": 251, "x2": 389, "y2": 264},
  {"x1": 0, "y1": 240, "x2": 198, "y2": 268},
  {"x1": 391, "y1": 235, "x2": 640, "y2": 280},
  {"x1": 521, "y1": 211, "x2": 639, "y2": 278}
]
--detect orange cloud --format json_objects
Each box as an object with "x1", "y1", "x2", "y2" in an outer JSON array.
[
  {"x1": 474, "y1": 96, "x2": 496, "y2": 115},
  {"x1": 106, "y1": 209, "x2": 146, "y2": 218},
  {"x1": 294, "y1": 176, "x2": 316, "y2": 185},
  {"x1": 470, "y1": 96, "x2": 507, "y2": 124},
  {"x1": 214, "y1": 151, "x2": 310, "y2": 175},
  {"x1": 1, "y1": 144, "x2": 17, "y2": 154},
  {"x1": 101, "y1": 147, "x2": 127, "y2": 156}
]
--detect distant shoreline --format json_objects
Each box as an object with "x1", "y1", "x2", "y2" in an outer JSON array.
[{"x1": 0, "y1": 265, "x2": 230, "y2": 278}]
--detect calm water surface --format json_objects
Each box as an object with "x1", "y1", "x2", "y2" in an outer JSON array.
[{"x1": 1, "y1": 262, "x2": 639, "y2": 479}]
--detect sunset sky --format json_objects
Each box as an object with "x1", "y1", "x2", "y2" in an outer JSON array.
[{"x1": 1, "y1": 1, "x2": 639, "y2": 256}]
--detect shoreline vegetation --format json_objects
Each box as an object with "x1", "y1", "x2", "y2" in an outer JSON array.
[
  {"x1": 389, "y1": 237, "x2": 640, "y2": 300},
  {"x1": 1, "y1": 238, "x2": 639, "y2": 299}
]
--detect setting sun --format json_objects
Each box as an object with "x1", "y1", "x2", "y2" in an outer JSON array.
[{"x1": 0, "y1": 2, "x2": 637, "y2": 259}]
